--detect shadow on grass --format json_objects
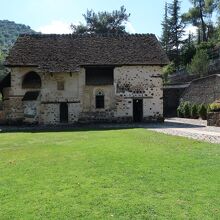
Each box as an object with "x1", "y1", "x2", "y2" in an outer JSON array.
[{"x1": 0, "y1": 121, "x2": 206, "y2": 133}]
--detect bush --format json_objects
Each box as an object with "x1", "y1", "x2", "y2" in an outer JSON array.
[
  {"x1": 209, "y1": 102, "x2": 220, "y2": 112},
  {"x1": 177, "y1": 101, "x2": 193, "y2": 118},
  {"x1": 183, "y1": 102, "x2": 191, "y2": 118},
  {"x1": 177, "y1": 101, "x2": 184, "y2": 118},
  {"x1": 191, "y1": 104, "x2": 199, "y2": 119},
  {"x1": 198, "y1": 104, "x2": 207, "y2": 120},
  {"x1": 177, "y1": 106, "x2": 183, "y2": 117}
]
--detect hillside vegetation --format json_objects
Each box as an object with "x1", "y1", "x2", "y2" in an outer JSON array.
[{"x1": 0, "y1": 20, "x2": 36, "y2": 78}]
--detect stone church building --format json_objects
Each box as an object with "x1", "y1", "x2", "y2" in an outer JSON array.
[{"x1": 0, "y1": 34, "x2": 168, "y2": 124}]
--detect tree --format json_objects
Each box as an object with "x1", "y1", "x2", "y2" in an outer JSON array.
[
  {"x1": 187, "y1": 49, "x2": 209, "y2": 76},
  {"x1": 161, "y1": 3, "x2": 170, "y2": 54},
  {"x1": 167, "y1": 0, "x2": 185, "y2": 67},
  {"x1": 183, "y1": 0, "x2": 217, "y2": 42},
  {"x1": 71, "y1": 6, "x2": 130, "y2": 34},
  {"x1": 180, "y1": 34, "x2": 196, "y2": 66},
  {"x1": 163, "y1": 62, "x2": 176, "y2": 83}
]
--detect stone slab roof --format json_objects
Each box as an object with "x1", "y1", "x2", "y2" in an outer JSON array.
[{"x1": 5, "y1": 34, "x2": 169, "y2": 72}]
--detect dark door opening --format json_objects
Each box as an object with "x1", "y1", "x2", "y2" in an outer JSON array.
[
  {"x1": 133, "y1": 99, "x2": 143, "y2": 122},
  {"x1": 60, "y1": 102, "x2": 68, "y2": 123}
]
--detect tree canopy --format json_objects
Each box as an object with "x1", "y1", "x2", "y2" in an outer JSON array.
[
  {"x1": 161, "y1": 0, "x2": 185, "y2": 68},
  {"x1": 71, "y1": 6, "x2": 131, "y2": 34},
  {"x1": 161, "y1": 0, "x2": 220, "y2": 78}
]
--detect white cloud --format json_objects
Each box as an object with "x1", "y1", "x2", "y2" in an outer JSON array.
[
  {"x1": 36, "y1": 21, "x2": 73, "y2": 34},
  {"x1": 126, "y1": 22, "x2": 136, "y2": 34},
  {"x1": 185, "y1": 25, "x2": 198, "y2": 36}
]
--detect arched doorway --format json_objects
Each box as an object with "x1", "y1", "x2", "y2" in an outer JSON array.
[{"x1": 60, "y1": 103, "x2": 68, "y2": 123}]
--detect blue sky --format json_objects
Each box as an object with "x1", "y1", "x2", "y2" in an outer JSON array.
[{"x1": 0, "y1": 0, "x2": 192, "y2": 37}]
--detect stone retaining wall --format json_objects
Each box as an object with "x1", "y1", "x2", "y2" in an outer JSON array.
[
  {"x1": 207, "y1": 112, "x2": 220, "y2": 127},
  {"x1": 181, "y1": 74, "x2": 220, "y2": 105}
]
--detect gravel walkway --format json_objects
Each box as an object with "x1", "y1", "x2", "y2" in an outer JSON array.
[{"x1": 147, "y1": 118, "x2": 220, "y2": 144}]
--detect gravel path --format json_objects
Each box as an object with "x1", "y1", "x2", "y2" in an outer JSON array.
[{"x1": 147, "y1": 118, "x2": 220, "y2": 144}]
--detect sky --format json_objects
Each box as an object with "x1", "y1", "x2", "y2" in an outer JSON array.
[{"x1": 0, "y1": 0, "x2": 193, "y2": 37}]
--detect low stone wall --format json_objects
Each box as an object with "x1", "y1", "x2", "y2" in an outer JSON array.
[{"x1": 207, "y1": 112, "x2": 220, "y2": 126}]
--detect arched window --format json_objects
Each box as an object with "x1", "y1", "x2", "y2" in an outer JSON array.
[
  {"x1": 22, "y1": 72, "x2": 41, "y2": 89},
  {"x1": 96, "y1": 90, "x2": 104, "y2": 109}
]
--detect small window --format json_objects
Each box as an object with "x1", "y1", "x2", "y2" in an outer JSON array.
[
  {"x1": 96, "y1": 91, "x2": 104, "y2": 109},
  {"x1": 57, "y1": 81, "x2": 65, "y2": 91}
]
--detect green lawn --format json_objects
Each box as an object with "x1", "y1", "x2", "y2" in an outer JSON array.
[{"x1": 0, "y1": 128, "x2": 220, "y2": 219}]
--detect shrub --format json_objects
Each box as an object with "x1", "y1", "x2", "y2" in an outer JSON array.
[
  {"x1": 198, "y1": 104, "x2": 207, "y2": 120},
  {"x1": 177, "y1": 101, "x2": 184, "y2": 118},
  {"x1": 209, "y1": 102, "x2": 220, "y2": 112},
  {"x1": 191, "y1": 104, "x2": 199, "y2": 119},
  {"x1": 177, "y1": 106, "x2": 183, "y2": 117},
  {"x1": 183, "y1": 102, "x2": 191, "y2": 118}
]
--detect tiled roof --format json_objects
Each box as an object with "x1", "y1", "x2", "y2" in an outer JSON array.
[{"x1": 5, "y1": 34, "x2": 169, "y2": 72}]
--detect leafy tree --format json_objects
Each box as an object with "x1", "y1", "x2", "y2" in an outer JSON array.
[
  {"x1": 183, "y1": 0, "x2": 218, "y2": 42},
  {"x1": 71, "y1": 6, "x2": 130, "y2": 34},
  {"x1": 187, "y1": 49, "x2": 209, "y2": 76}
]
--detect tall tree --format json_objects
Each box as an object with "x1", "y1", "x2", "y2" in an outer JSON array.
[
  {"x1": 183, "y1": 0, "x2": 217, "y2": 42},
  {"x1": 71, "y1": 6, "x2": 130, "y2": 34},
  {"x1": 180, "y1": 34, "x2": 196, "y2": 66},
  {"x1": 161, "y1": 3, "x2": 170, "y2": 54},
  {"x1": 168, "y1": 0, "x2": 185, "y2": 67}
]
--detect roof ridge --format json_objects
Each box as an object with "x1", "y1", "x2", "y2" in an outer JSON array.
[{"x1": 19, "y1": 33, "x2": 155, "y2": 38}]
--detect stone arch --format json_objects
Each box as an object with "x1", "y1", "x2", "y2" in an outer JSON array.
[{"x1": 22, "y1": 71, "x2": 41, "y2": 89}]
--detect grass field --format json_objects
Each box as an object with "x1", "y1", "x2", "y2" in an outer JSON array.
[{"x1": 0, "y1": 128, "x2": 220, "y2": 219}]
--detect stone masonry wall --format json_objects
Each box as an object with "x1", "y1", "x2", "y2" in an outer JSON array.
[
  {"x1": 3, "y1": 65, "x2": 163, "y2": 124},
  {"x1": 114, "y1": 66, "x2": 163, "y2": 121},
  {"x1": 207, "y1": 112, "x2": 220, "y2": 127},
  {"x1": 3, "y1": 67, "x2": 84, "y2": 124},
  {"x1": 181, "y1": 75, "x2": 220, "y2": 105}
]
